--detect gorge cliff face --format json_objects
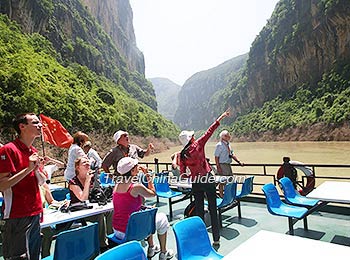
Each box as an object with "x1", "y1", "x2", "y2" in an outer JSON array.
[
  {"x1": 174, "y1": 54, "x2": 248, "y2": 130},
  {"x1": 224, "y1": 0, "x2": 350, "y2": 117},
  {"x1": 0, "y1": 0, "x2": 156, "y2": 109},
  {"x1": 81, "y1": 0, "x2": 145, "y2": 74},
  {"x1": 175, "y1": 0, "x2": 350, "y2": 141},
  {"x1": 150, "y1": 78, "x2": 181, "y2": 121}
]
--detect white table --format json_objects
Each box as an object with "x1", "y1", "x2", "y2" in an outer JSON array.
[
  {"x1": 307, "y1": 181, "x2": 350, "y2": 203},
  {"x1": 41, "y1": 202, "x2": 113, "y2": 228},
  {"x1": 223, "y1": 230, "x2": 350, "y2": 259},
  {"x1": 169, "y1": 176, "x2": 230, "y2": 190}
]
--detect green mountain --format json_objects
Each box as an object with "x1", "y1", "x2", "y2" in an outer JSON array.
[
  {"x1": 175, "y1": 0, "x2": 350, "y2": 141},
  {"x1": 0, "y1": 2, "x2": 179, "y2": 139},
  {"x1": 0, "y1": 0, "x2": 156, "y2": 110},
  {"x1": 174, "y1": 54, "x2": 248, "y2": 130},
  {"x1": 150, "y1": 78, "x2": 181, "y2": 121}
]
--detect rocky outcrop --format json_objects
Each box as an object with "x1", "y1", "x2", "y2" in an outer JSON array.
[
  {"x1": 150, "y1": 78, "x2": 181, "y2": 121},
  {"x1": 174, "y1": 53, "x2": 248, "y2": 129},
  {"x1": 224, "y1": 0, "x2": 350, "y2": 117},
  {"x1": 0, "y1": 0, "x2": 156, "y2": 110},
  {"x1": 81, "y1": 0, "x2": 145, "y2": 74}
]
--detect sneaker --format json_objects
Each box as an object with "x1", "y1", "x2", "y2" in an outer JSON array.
[
  {"x1": 213, "y1": 240, "x2": 220, "y2": 246},
  {"x1": 147, "y1": 245, "x2": 161, "y2": 257},
  {"x1": 159, "y1": 249, "x2": 174, "y2": 260}
]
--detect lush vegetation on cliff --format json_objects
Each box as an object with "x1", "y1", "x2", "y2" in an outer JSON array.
[
  {"x1": 231, "y1": 64, "x2": 350, "y2": 137},
  {"x1": 0, "y1": 15, "x2": 178, "y2": 139}
]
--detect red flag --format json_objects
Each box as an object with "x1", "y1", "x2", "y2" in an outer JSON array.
[{"x1": 39, "y1": 114, "x2": 73, "y2": 148}]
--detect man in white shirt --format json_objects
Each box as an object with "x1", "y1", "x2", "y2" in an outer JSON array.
[
  {"x1": 83, "y1": 141, "x2": 102, "y2": 169},
  {"x1": 214, "y1": 130, "x2": 243, "y2": 197}
]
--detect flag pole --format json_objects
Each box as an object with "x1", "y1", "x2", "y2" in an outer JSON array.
[{"x1": 39, "y1": 114, "x2": 46, "y2": 157}]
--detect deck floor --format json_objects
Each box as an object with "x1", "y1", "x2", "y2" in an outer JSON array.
[{"x1": 153, "y1": 196, "x2": 350, "y2": 258}]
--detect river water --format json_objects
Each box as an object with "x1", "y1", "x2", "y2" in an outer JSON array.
[{"x1": 143, "y1": 141, "x2": 350, "y2": 178}]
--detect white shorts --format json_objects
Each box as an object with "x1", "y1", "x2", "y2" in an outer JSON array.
[{"x1": 113, "y1": 212, "x2": 169, "y2": 238}]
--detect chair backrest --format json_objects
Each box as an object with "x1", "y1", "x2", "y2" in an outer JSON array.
[
  {"x1": 154, "y1": 176, "x2": 171, "y2": 193},
  {"x1": 52, "y1": 222, "x2": 99, "y2": 260},
  {"x1": 95, "y1": 241, "x2": 147, "y2": 260},
  {"x1": 218, "y1": 182, "x2": 237, "y2": 207},
  {"x1": 124, "y1": 207, "x2": 158, "y2": 242},
  {"x1": 100, "y1": 172, "x2": 114, "y2": 185},
  {"x1": 51, "y1": 188, "x2": 70, "y2": 201},
  {"x1": 279, "y1": 177, "x2": 297, "y2": 199},
  {"x1": 240, "y1": 176, "x2": 254, "y2": 197},
  {"x1": 262, "y1": 183, "x2": 282, "y2": 212},
  {"x1": 173, "y1": 216, "x2": 217, "y2": 260}
]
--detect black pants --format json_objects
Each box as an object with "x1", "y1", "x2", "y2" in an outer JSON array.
[
  {"x1": 192, "y1": 178, "x2": 220, "y2": 242},
  {"x1": 2, "y1": 214, "x2": 41, "y2": 260}
]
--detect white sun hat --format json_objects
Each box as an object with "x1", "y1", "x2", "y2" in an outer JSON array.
[
  {"x1": 117, "y1": 157, "x2": 138, "y2": 175},
  {"x1": 178, "y1": 130, "x2": 194, "y2": 146},
  {"x1": 113, "y1": 130, "x2": 128, "y2": 143}
]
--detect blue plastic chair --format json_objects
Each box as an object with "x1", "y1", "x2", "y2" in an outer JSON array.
[
  {"x1": 279, "y1": 177, "x2": 319, "y2": 207},
  {"x1": 154, "y1": 176, "x2": 184, "y2": 220},
  {"x1": 42, "y1": 222, "x2": 99, "y2": 260},
  {"x1": 99, "y1": 172, "x2": 115, "y2": 187},
  {"x1": 235, "y1": 176, "x2": 254, "y2": 218},
  {"x1": 94, "y1": 241, "x2": 147, "y2": 260},
  {"x1": 205, "y1": 182, "x2": 238, "y2": 227},
  {"x1": 236, "y1": 176, "x2": 254, "y2": 199},
  {"x1": 262, "y1": 183, "x2": 309, "y2": 235},
  {"x1": 172, "y1": 216, "x2": 224, "y2": 260},
  {"x1": 107, "y1": 207, "x2": 157, "y2": 245},
  {"x1": 0, "y1": 196, "x2": 3, "y2": 218},
  {"x1": 51, "y1": 188, "x2": 70, "y2": 201}
]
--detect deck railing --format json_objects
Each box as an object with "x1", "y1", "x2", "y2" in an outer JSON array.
[
  {"x1": 140, "y1": 159, "x2": 350, "y2": 198},
  {"x1": 51, "y1": 158, "x2": 350, "y2": 198}
]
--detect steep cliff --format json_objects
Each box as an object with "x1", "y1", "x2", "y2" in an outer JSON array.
[
  {"x1": 81, "y1": 0, "x2": 145, "y2": 74},
  {"x1": 223, "y1": 0, "x2": 350, "y2": 117},
  {"x1": 0, "y1": 0, "x2": 156, "y2": 110},
  {"x1": 0, "y1": 15, "x2": 178, "y2": 139},
  {"x1": 174, "y1": 0, "x2": 350, "y2": 141},
  {"x1": 174, "y1": 53, "x2": 248, "y2": 130},
  {"x1": 150, "y1": 78, "x2": 181, "y2": 121}
]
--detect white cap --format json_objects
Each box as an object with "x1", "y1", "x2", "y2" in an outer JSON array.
[
  {"x1": 178, "y1": 130, "x2": 194, "y2": 146},
  {"x1": 117, "y1": 157, "x2": 138, "y2": 175},
  {"x1": 113, "y1": 130, "x2": 128, "y2": 143}
]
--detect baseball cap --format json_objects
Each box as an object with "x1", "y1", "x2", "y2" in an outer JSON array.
[
  {"x1": 113, "y1": 130, "x2": 128, "y2": 143},
  {"x1": 178, "y1": 130, "x2": 194, "y2": 146},
  {"x1": 117, "y1": 157, "x2": 138, "y2": 175}
]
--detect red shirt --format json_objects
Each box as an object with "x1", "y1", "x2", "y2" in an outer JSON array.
[
  {"x1": 179, "y1": 120, "x2": 220, "y2": 180},
  {"x1": 0, "y1": 139, "x2": 43, "y2": 219}
]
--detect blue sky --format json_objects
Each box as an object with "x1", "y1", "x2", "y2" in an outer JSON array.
[{"x1": 130, "y1": 0, "x2": 280, "y2": 85}]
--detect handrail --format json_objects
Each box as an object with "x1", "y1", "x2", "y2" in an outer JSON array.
[
  {"x1": 140, "y1": 158, "x2": 350, "y2": 198},
  {"x1": 51, "y1": 159, "x2": 350, "y2": 197}
]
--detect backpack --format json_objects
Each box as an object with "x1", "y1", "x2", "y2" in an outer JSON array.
[{"x1": 89, "y1": 186, "x2": 113, "y2": 206}]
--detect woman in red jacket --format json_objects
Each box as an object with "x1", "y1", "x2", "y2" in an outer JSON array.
[{"x1": 178, "y1": 109, "x2": 230, "y2": 246}]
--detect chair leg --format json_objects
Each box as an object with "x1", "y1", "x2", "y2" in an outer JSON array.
[
  {"x1": 288, "y1": 217, "x2": 294, "y2": 235},
  {"x1": 237, "y1": 201, "x2": 242, "y2": 218},
  {"x1": 303, "y1": 217, "x2": 308, "y2": 230},
  {"x1": 157, "y1": 196, "x2": 159, "y2": 204},
  {"x1": 168, "y1": 198, "x2": 173, "y2": 220}
]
